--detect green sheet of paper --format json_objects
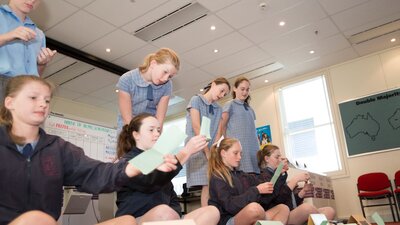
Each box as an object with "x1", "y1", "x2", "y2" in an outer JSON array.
[
  {"x1": 200, "y1": 116, "x2": 211, "y2": 141},
  {"x1": 153, "y1": 125, "x2": 187, "y2": 155},
  {"x1": 372, "y1": 212, "x2": 385, "y2": 225},
  {"x1": 308, "y1": 214, "x2": 328, "y2": 225},
  {"x1": 129, "y1": 126, "x2": 187, "y2": 174},
  {"x1": 255, "y1": 221, "x2": 283, "y2": 225},
  {"x1": 270, "y1": 161, "x2": 284, "y2": 185}
]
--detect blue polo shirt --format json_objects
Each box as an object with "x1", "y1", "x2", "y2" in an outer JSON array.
[{"x1": 0, "y1": 5, "x2": 45, "y2": 76}]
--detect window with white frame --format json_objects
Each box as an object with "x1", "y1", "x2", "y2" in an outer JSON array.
[{"x1": 278, "y1": 75, "x2": 341, "y2": 173}]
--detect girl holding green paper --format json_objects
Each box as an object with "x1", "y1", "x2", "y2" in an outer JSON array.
[
  {"x1": 208, "y1": 138, "x2": 289, "y2": 225},
  {"x1": 257, "y1": 144, "x2": 335, "y2": 225},
  {"x1": 115, "y1": 113, "x2": 220, "y2": 225}
]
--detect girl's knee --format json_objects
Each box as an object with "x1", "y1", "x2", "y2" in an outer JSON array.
[
  {"x1": 299, "y1": 203, "x2": 318, "y2": 215},
  {"x1": 150, "y1": 204, "x2": 180, "y2": 220},
  {"x1": 245, "y1": 202, "x2": 265, "y2": 219}
]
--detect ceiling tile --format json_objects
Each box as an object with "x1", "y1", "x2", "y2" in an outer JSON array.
[
  {"x1": 353, "y1": 30, "x2": 400, "y2": 56},
  {"x1": 53, "y1": 86, "x2": 84, "y2": 100},
  {"x1": 331, "y1": 0, "x2": 400, "y2": 33},
  {"x1": 112, "y1": 44, "x2": 159, "y2": 70},
  {"x1": 30, "y1": 0, "x2": 78, "y2": 30},
  {"x1": 258, "y1": 17, "x2": 339, "y2": 55},
  {"x1": 45, "y1": 10, "x2": 115, "y2": 48},
  {"x1": 201, "y1": 46, "x2": 272, "y2": 78},
  {"x1": 74, "y1": 95, "x2": 108, "y2": 107},
  {"x1": 84, "y1": 0, "x2": 168, "y2": 27},
  {"x1": 196, "y1": 0, "x2": 239, "y2": 12},
  {"x1": 45, "y1": 61, "x2": 94, "y2": 86},
  {"x1": 122, "y1": 0, "x2": 192, "y2": 33},
  {"x1": 82, "y1": 29, "x2": 147, "y2": 61},
  {"x1": 64, "y1": 0, "x2": 96, "y2": 8},
  {"x1": 88, "y1": 84, "x2": 119, "y2": 102},
  {"x1": 172, "y1": 68, "x2": 214, "y2": 92},
  {"x1": 239, "y1": 0, "x2": 327, "y2": 44},
  {"x1": 216, "y1": 0, "x2": 305, "y2": 29},
  {"x1": 61, "y1": 68, "x2": 119, "y2": 94},
  {"x1": 151, "y1": 15, "x2": 234, "y2": 53},
  {"x1": 182, "y1": 32, "x2": 253, "y2": 67},
  {"x1": 276, "y1": 34, "x2": 351, "y2": 67},
  {"x1": 317, "y1": 0, "x2": 368, "y2": 15}
]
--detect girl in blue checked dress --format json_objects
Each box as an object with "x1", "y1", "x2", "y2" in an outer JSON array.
[
  {"x1": 220, "y1": 77, "x2": 260, "y2": 174},
  {"x1": 185, "y1": 77, "x2": 230, "y2": 206},
  {"x1": 117, "y1": 48, "x2": 180, "y2": 132}
]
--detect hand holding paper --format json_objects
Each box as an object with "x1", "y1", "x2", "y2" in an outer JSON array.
[
  {"x1": 128, "y1": 126, "x2": 187, "y2": 174},
  {"x1": 270, "y1": 162, "x2": 284, "y2": 185},
  {"x1": 200, "y1": 116, "x2": 212, "y2": 141}
]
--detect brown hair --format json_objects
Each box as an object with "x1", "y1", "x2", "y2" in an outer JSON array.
[
  {"x1": 232, "y1": 76, "x2": 251, "y2": 104},
  {"x1": 116, "y1": 113, "x2": 154, "y2": 158},
  {"x1": 203, "y1": 77, "x2": 231, "y2": 94},
  {"x1": 257, "y1": 144, "x2": 279, "y2": 169},
  {"x1": 139, "y1": 48, "x2": 180, "y2": 73},
  {"x1": 0, "y1": 75, "x2": 54, "y2": 144},
  {"x1": 208, "y1": 138, "x2": 239, "y2": 187}
]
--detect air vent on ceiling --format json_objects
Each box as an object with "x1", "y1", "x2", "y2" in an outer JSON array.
[
  {"x1": 244, "y1": 62, "x2": 284, "y2": 81},
  {"x1": 134, "y1": 2, "x2": 209, "y2": 42},
  {"x1": 348, "y1": 19, "x2": 400, "y2": 45}
]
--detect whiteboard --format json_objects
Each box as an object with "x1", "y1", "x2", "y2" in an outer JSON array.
[{"x1": 44, "y1": 113, "x2": 117, "y2": 162}]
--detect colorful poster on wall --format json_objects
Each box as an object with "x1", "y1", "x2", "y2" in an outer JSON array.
[{"x1": 256, "y1": 125, "x2": 272, "y2": 146}]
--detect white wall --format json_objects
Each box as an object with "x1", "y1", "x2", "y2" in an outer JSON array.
[{"x1": 251, "y1": 46, "x2": 400, "y2": 220}]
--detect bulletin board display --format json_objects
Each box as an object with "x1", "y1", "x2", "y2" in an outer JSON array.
[
  {"x1": 44, "y1": 113, "x2": 117, "y2": 162},
  {"x1": 338, "y1": 88, "x2": 400, "y2": 157}
]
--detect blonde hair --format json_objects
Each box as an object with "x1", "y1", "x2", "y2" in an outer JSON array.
[
  {"x1": 0, "y1": 75, "x2": 54, "y2": 144},
  {"x1": 208, "y1": 138, "x2": 239, "y2": 187},
  {"x1": 139, "y1": 48, "x2": 180, "y2": 73},
  {"x1": 256, "y1": 144, "x2": 279, "y2": 169}
]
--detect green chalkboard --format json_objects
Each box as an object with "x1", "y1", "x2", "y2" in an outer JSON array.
[{"x1": 338, "y1": 88, "x2": 400, "y2": 157}]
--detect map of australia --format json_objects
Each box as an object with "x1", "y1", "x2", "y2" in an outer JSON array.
[
  {"x1": 388, "y1": 108, "x2": 400, "y2": 130},
  {"x1": 345, "y1": 113, "x2": 380, "y2": 141}
]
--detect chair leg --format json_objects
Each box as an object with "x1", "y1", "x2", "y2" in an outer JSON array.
[
  {"x1": 389, "y1": 196, "x2": 396, "y2": 222},
  {"x1": 359, "y1": 198, "x2": 367, "y2": 218},
  {"x1": 396, "y1": 194, "x2": 400, "y2": 222}
]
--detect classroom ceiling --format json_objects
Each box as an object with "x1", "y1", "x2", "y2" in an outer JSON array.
[{"x1": 4, "y1": 0, "x2": 400, "y2": 118}]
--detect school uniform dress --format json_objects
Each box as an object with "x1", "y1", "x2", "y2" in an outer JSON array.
[
  {"x1": 0, "y1": 5, "x2": 45, "y2": 76},
  {"x1": 209, "y1": 170, "x2": 275, "y2": 225},
  {"x1": 223, "y1": 99, "x2": 260, "y2": 173},
  {"x1": 185, "y1": 94, "x2": 222, "y2": 187},
  {"x1": 0, "y1": 126, "x2": 131, "y2": 225},
  {"x1": 116, "y1": 68, "x2": 172, "y2": 130},
  {"x1": 115, "y1": 146, "x2": 183, "y2": 217},
  {"x1": 258, "y1": 167, "x2": 303, "y2": 210}
]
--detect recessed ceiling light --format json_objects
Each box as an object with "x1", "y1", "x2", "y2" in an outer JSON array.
[
  {"x1": 309, "y1": 50, "x2": 315, "y2": 54},
  {"x1": 200, "y1": 88, "x2": 204, "y2": 92},
  {"x1": 115, "y1": 89, "x2": 119, "y2": 93},
  {"x1": 391, "y1": 38, "x2": 396, "y2": 42},
  {"x1": 264, "y1": 79, "x2": 269, "y2": 83},
  {"x1": 213, "y1": 49, "x2": 219, "y2": 53},
  {"x1": 106, "y1": 48, "x2": 111, "y2": 53},
  {"x1": 210, "y1": 25, "x2": 216, "y2": 30},
  {"x1": 279, "y1": 21, "x2": 285, "y2": 26}
]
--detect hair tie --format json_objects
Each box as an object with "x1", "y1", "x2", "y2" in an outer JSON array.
[
  {"x1": 215, "y1": 135, "x2": 224, "y2": 148},
  {"x1": 203, "y1": 83, "x2": 211, "y2": 91}
]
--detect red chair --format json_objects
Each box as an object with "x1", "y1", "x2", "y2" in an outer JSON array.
[
  {"x1": 395, "y1": 170, "x2": 400, "y2": 220},
  {"x1": 357, "y1": 172, "x2": 398, "y2": 221}
]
